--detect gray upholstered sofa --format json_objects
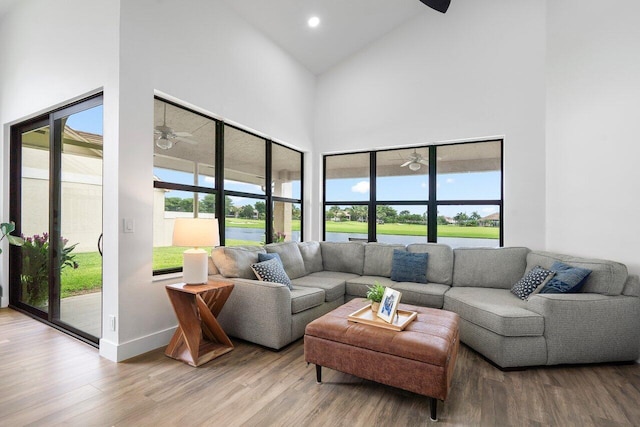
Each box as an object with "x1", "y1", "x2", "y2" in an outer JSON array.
[{"x1": 208, "y1": 241, "x2": 640, "y2": 368}]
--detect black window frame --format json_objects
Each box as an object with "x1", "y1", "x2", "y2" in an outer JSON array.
[
  {"x1": 153, "y1": 97, "x2": 304, "y2": 276},
  {"x1": 323, "y1": 139, "x2": 503, "y2": 246}
]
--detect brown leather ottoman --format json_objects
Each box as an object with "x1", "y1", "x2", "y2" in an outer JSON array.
[{"x1": 304, "y1": 298, "x2": 460, "y2": 421}]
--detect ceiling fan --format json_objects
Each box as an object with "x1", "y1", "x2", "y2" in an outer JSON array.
[
  {"x1": 154, "y1": 104, "x2": 198, "y2": 150},
  {"x1": 419, "y1": 0, "x2": 451, "y2": 14},
  {"x1": 401, "y1": 149, "x2": 429, "y2": 171}
]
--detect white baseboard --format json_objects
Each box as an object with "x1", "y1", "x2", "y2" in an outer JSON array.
[{"x1": 99, "y1": 326, "x2": 177, "y2": 362}]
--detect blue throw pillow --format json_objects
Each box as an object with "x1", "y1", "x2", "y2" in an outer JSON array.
[
  {"x1": 251, "y1": 258, "x2": 292, "y2": 289},
  {"x1": 258, "y1": 252, "x2": 283, "y2": 265},
  {"x1": 390, "y1": 249, "x2": 428, "y2": 284},
  {"x1": 539, "y1": 261, "x2": 591, "y2": 294}
]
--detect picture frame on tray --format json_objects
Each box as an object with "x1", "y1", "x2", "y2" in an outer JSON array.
[{"x1": 377, "y1": 287, "x2": 402, "y2": 323}]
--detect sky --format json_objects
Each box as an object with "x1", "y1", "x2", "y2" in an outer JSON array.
[{"x1": 65, "y1": 105, "x2": 103, "y2": 135}]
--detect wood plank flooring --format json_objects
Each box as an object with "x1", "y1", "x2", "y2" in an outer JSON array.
[{"x1": 1, "y1": 307, "x2": 639, "y2": 426}]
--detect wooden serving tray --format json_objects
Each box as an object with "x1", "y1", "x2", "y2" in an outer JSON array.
[{"x1": 348, "y1": 304, "x2": 417, "y2": 331}]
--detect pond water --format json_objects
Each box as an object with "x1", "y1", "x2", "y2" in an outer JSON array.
[{"x1": 225, "y1": 227, "x2": 498, "y2": 248}]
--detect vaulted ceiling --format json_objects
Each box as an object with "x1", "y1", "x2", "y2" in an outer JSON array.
[{"x1": 220, "y1": 0, "x2": 428, "y2": 74}]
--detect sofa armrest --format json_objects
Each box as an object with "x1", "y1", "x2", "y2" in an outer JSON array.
[
  {"x1": 527, "y1": 293, "x2": 640, "y2": 364},
  {"x1": 213, "y1": 276, "x2": 293, "y2": 350}
]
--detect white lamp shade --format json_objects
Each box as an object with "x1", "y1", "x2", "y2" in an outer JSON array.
[
  {"x1": 172, "y1": 218, "x2": 220, "y2": 248},
  {"x1": 172, "y1": 218, "x2": 219, "y2": 285}
]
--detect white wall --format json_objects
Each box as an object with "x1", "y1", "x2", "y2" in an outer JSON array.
[
  {"x1": 314, "y1": 0, "x2": 547, "y2": 247},
  {"x1": 107, "y1": 0, "x2": 316, "y2": 360},
  {"x1": 0, "y1": 0, "x2": 120, "y2": 308},
  {"x1": 546, "y1": 0, "x2": 640, "y2": 275}
]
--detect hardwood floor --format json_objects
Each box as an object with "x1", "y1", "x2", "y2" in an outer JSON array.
[{"x1": 1, "y1": 308, "x2": 639, "y2": 426}]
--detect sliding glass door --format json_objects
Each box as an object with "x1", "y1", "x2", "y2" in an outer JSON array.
[{"x1": 10, "y1": 94, "x2": 104, "y2": 344}]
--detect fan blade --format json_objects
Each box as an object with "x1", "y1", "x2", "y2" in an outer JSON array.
[
  {"x1": 418, "y1": 159, "x2": 429, "y2": 166},
  {"x1": 400, "y1": 160, "x2": 412, "y2": 167},
  {"x1": 419, "y1": 0, "x2": 450, "y2": 13},
  {"x1": 172, "y1": 136, "x2": 198, "y2": 145}
]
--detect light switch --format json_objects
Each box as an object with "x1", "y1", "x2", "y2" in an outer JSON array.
[{"x1": 124, "y1": 218, "x2": 135, "y2": 233}]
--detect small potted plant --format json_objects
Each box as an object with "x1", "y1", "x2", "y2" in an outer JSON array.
[{"x1": 366, "y1": 281, "x2": 385, "y2": 312}]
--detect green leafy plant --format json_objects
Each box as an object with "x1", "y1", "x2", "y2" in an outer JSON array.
[
  {"x1": 0, "y1": 222, "x2": 24, "y2": 254},
  {"x1": 366, "y1": 281, "x2": 386, "y2": 303},
  {"x1": 20, "y1": 232, "x2": 78, "y2": 307},
  {"x1": 273, "y1": 231, "x2": 286, "y2": 243}
]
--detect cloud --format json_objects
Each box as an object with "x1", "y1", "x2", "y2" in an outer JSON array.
[
  {"x1": 446, "y1": 178, "x2": 455, "y2": 184},
  {"x1": 351, "y1": 181, "x2": 370, "y2": 194}
]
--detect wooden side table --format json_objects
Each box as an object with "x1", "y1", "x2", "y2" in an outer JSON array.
[{"x1": 165, "y1": 281, "x2": 234, "y2": 367}]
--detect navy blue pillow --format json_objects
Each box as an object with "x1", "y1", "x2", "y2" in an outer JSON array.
[
  {"x1": 390, "y1": 249, "x2": 428, "y2": 284},
  {"x1": 259, "y1": 252, "x2": 283, "y2": 265},
  {"x1": 539, "y1": 261, "x2": 592, "y2": 294}
]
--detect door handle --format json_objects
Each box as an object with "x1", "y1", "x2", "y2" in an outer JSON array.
[{"x1": 98, "y1": 233, "x2": 103, "y2": 257}]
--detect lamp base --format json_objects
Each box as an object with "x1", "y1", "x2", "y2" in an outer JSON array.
[{"x1": 183, "y1": 248, "x2": 208, "y2": 285}]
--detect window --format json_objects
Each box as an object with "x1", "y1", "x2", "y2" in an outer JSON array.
[
  {"x1": 153, "y1": 98, "x2": 304, "y2": 274},
  {"x1": 153, "y1": 99, "x2": 217, "y2": 273},
  {"x1": 323, "y1": 140, "x2": 502, "y2": 247}
]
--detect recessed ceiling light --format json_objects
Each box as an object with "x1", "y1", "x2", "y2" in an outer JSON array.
[{"x1": 308, "y1": 16, "x2": 320, "y2": 28}]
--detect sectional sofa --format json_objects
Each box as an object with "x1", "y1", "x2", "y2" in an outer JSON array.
[{"x1": 209, "y1": 241, "x2": 640, "y2": 368}]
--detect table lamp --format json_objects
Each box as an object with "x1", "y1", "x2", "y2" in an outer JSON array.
[{"x1": 172, "y1": 218, "x2": 219, "y2": 285}]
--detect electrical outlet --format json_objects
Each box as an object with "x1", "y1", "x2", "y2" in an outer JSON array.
[{"x1": 109, "y1": 315, "x2": 117, "y2": 331}]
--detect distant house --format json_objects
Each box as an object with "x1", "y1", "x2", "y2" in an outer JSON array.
[{"x1": 480, "y1": 213, "x2": 500, "y2": 227}]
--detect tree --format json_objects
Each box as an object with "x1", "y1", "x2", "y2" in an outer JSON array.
[
  {"x1": 376, "y1": 205, "x2": 398, "y2": 223},
  {"x1": 437, "y1": 215, "x2": 449, "y2": 225},
  {"x1": 239, "y1": 205, "x2": 255, "y2": 219},
  {"x1": 453, "y1": 212, "x2": 469, "y2": 226},
  {"x1": 199, "y1": 194, "x2": 215, "y2": 213},
  {"x1": 292, "y1": 205, "x2": 301, "y2": 220},
  {"x1": 225, "y1": 196, "x2": 235, "y2": 217},
  {"x1": 468, "y1": 211, "x2": 481, "y2": 227},
  {"x1": 349, "y1": 205, "x2": 367, "y2": 222},
  {"x1": 254, "y1": 201, "x2": 266, "y2": 219}
]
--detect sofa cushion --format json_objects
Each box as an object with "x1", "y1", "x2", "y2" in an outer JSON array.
[
  {"x1": 363, "y1": 243, "x2": 405, "y2": 277},
  {"x1": 407, "y1": 243, "x2": 454, "y2": 285},
  {"x1": 251, "y1": 258, "x2": 292, "y2": 289},
  {"x1": 320, "y1": 242, "x2": 365, "y2": 275},
  {"x1": 345, "y1": 276, "x2": 449, "y2": 309},
  {"x1": 539, "y1": 261, "x2": 591, "y2": 294},
  {"x1": 211, "y1": 246, "x2": 265, "y2": 279},
  {"x1": 443, "y1": 287, "x2": 544, "y2": 337},
  {"x1": 265, "y1": 242, "x2": 307, "y2": 280},
  {"x1": 390, "y1": 250, "x2": 428, "y2": 283},
  {"x1": 290, "y1": 286, "x2": 325, "y2": 314},
  {"x1": 291, "y1": 271, "x2": 355, "y2": 302},
  {"x1": 453, "y1": 247, "x2": 529, "y2": 289},
  {"x1": 511, "y1": 266, "x2": 555, "y2": 300},
  {"x1": 526, "y1": 251, "x2": 627, "y2": 296},
  {"x1": 298, "y1": 241, "x2": 323, "y2": 274}
]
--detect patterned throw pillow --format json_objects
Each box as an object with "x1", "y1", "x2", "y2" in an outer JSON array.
[
  {"x1": 511, "y1": 266, "x2": 555, "y2": 300},
  {"x1": 539, "y1": 261, "x2": 591, "y2": 294},
  {"x1": 251, "y1": 258, "x2": 292, "y2": 289},
  {"x1": 390, "y1": 249, "x2": 428, "y2": 284}
]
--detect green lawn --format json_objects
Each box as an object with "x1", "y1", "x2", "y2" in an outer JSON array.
[{"x1": 326, "y1": 220, "x2": 499, "y2": 239}]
